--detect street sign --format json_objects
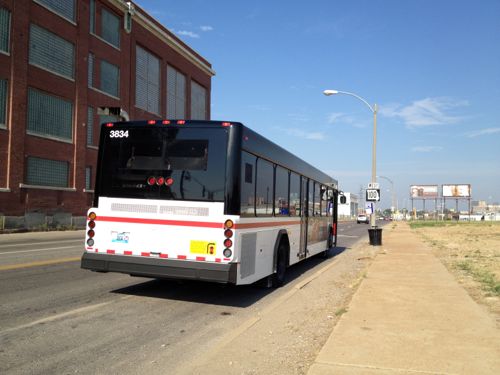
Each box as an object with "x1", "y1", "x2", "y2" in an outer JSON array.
[
  {"x1": 365, "y1": 202, "x2": 374, "y2": 214},
  {"x1": 368, "y1": 182, "x2": 380, "y2": 189},
  {"x1": 366, "y1": 188, "x2": 381, "y2": 202}
]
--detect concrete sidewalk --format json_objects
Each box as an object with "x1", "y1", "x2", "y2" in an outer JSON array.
[{"x1": 308, "y1": 223, "x2": 500, "y2": 375}]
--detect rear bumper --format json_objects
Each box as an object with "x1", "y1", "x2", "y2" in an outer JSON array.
[{"x1": 81, "y1": 252, "x2": 237, "y2": 284}]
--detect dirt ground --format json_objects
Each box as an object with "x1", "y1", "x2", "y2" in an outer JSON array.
[
  {"x1": 411, "y1": 221, "x2": 500, "y2": 325},
  {"x1": 173, "y1": 235, "x2": 379, "y2": 375}
]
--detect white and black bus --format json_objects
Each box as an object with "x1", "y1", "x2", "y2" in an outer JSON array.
[{"x1": 81, "y1": 120, "x2": 341, "y2": 286}]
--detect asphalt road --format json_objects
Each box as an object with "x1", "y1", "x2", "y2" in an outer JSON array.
[{"x1": 0, "y1": 221, "x2": 381, "y2": 374}]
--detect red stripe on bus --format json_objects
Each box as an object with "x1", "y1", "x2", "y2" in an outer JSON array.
[
  {"x1": 141, "y1": 252, "x2": 150, "y2": 257},
  {"x1": 196, "y1": 256, "x2": 206, "y2": 261},
  {"x1": 160, "y1": 254, "x2": 168, "y2": 258},
  {"x1": 96, "y1": 216, "x2": 223, "y2": 228},
  {"x1": 234, "y1": 220, "x2": 301, "y2": 229},
  {"x1": 124, "y1": 251, "x2": 133, "y2": 255},
  {"x1": 107, "y1": 249, "x2": 115, "y2": 254},
  {"x1": 178, "y1": 255, "x2": 187, "y2": 260},
  {"x1": 215, "y1": 258, "x2": 221, "y2": 263}
]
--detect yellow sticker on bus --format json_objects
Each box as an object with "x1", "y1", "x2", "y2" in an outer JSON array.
[{"x1": 190, "y1": 240, "x2": 216, "y2": 255}]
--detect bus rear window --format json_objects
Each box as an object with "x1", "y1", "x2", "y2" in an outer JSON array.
[{"x1": 97, "y1": 127, "x2": 227, "y2": 201}]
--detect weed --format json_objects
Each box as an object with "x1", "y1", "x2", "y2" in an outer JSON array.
[
  {"x1": 335, "y1": 307, "x2": 348, "y2": 316},
  {"x1": 455, "y1": 261, "x2": 500, "y2": 296}
]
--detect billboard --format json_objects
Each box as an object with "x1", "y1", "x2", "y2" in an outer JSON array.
[
  {"x1": 410, "y1": 185, "x2": 439, "y2": 199},
  {"x1": 442, "y1": 184, "x2": 471, "y2": 198}
]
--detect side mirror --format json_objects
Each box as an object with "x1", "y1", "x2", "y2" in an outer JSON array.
[{"x1": 340, "y1": 195, "x2": 347, "y2": 204}]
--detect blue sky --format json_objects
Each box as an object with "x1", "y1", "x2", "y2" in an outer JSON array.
[{"x1": 136, "y1": 0, "x2": 500, "y2": 210}]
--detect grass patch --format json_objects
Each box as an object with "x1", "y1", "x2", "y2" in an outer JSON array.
[
  {"x1": 455, "y1": 261, "x2": 500, "y2": 296},
  {"x1": 409, "y1": 221, "x2": 500, "y2": 230},
  {"x1": 335, "y1": 307, "x2": 348, "y2": 316}
]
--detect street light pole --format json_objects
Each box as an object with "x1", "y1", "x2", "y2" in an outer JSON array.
[{"x1": 323, "y1": 89, "x2": 378, "y2": 228}]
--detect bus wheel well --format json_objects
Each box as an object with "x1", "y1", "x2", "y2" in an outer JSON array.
[{"x1": 275, "y1": 231, "x2": 290, "y2": 268}]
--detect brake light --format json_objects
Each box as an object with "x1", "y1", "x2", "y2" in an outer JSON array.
[
  {"x1": 87, "y1": 212, "x2": 97, "y2": 247},
  {"x1": 177, "y1": 120, "x2": 186, "y2": 125},
  {"x1": 166, "y1": 177, "x2": 174, "y2": 186},
  {"x1": 156, "y1": 176, "x2": 165, "y2": 185},
  {"x1": 147, "y1": 176, "x2": 156, "y2": 186},
  {"x1": 105, "y1": 123, "x2": 113, "y2": 128},
  {"x1": 147, "y1": 120, "x2": 156, "y2": 125},
  {"x1": 162, "y1": 120, "x2": 171, "y2": 125},
  {"x1": 224, "y1": 239, "x2": 233, "y2": 248},
  {"x1": 222, "y1": 122, "x2": 232, "y2": 127}
]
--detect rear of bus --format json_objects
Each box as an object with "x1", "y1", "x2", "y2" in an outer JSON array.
[{"x1": 81, "y1": 120, "x2": 240, "y2": 283}]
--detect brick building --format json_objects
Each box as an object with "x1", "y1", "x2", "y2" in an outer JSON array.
[{"x1": 0, "y1": 0, "x2": 214, "y2": 216}]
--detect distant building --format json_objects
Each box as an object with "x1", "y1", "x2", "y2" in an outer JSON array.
[
  {"x1": 0, "y1": 0, "x2": 214, "y2": 216},
  {"x1": 472, "y1": 201, "x2": 500, "y2": 215},
  {"x1": 338, "y1": 192, "x2": 358, "y2": 219}
]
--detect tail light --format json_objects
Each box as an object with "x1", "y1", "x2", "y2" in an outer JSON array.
[
  {"x1": 223, "y1": 219, "x2": 234, "y2": 258},
  {"x1": 87, "y1": 212, "x2": 97, "y2": 246}
]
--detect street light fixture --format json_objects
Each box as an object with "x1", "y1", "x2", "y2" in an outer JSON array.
[{"x1": 323, "y1": 89, "x2": 379, "y2": 231}]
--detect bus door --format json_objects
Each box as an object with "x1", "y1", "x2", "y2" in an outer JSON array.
[{"x1": 298, "y1": 177, "x2": 308, "y2": 259}]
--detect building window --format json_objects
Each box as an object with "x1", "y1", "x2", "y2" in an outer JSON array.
[
  {"x1": 136, "y1": 45, "x2": 160, "y2": 114},
  {"x1": 0, "y1": 7, "x2": 10, "y2": 54},
  {"x1": 34, "y1": 0, "x2": 75, "y2": 22},
  {"x1": 29, "y1": 24, "x2": 74, "y2": 79},
  {"x1": 88, "y1": 53, "x2": 94, "y2": 87},
  {"x1": 89, "y1": 2, "x2": 120, "y2": 48},
  {"x1": 89, "y1": 0, "x2": 95, "y2": 33},
  {"x1": 88, "y1": 54, "x2": 120, "y2": 98},
  {"x1": 99, "y1": 114, "x2": 118, "y2": 126},
  {"x1": 87, "y1": 107, "x2": 94, "y2": 146},
  {"x1": 26, "y1": 156, "x2": 69, "y2": 188},
  {"x1": 191, "y1": 80, "x2": 207, "y2": 120},
  {"x1": 100, "y1": 60, "x2": 119, "y2": 97},
  {"x1": 85, "y1": 166, "x2": 92, "y2": 190},
  {"x1": 27, "y1": 88, "x2": 73, "y2": 141},
  {"x1": 167, "y1": 65, "x2": 186, "y2": 118},
  {"x1": 0, "y1": 79, "x2": 7, "y2": 128},
  {"x1": 101, "y1": 8, "x2": 120, "y2": 48}
]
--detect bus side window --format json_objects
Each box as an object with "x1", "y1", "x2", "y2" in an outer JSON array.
[
  {"x1": 289, "y1": 172, "x2": 301, "y2": 216},
  {"x1": 255, "y1": 158, "x2": 273, "y2": 216},
  {"x1": 240, "y1": 152, "x2": 256, "y2": 216},
  {"x1": 314, "y1": 182, "x2": 321, "y2": 216},
  {"x1": 275, "y1": 166, "x2": 289, "y2": 216},
  {"x1": 308, "y1": 180, "x2": 314, "y2": 217}
]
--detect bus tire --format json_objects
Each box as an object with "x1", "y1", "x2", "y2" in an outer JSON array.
[{"x1": 271, "y1": 243, "x2": 288, "y2": 287}]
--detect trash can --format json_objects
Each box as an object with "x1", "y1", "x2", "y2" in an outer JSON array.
[{"x1": 368, "y1": 227, "x2": 383, "y2": 246}]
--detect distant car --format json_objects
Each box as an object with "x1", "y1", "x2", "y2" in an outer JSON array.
[{"x1": 356, "y1": 214, "x2": 369, "y2": 224}]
